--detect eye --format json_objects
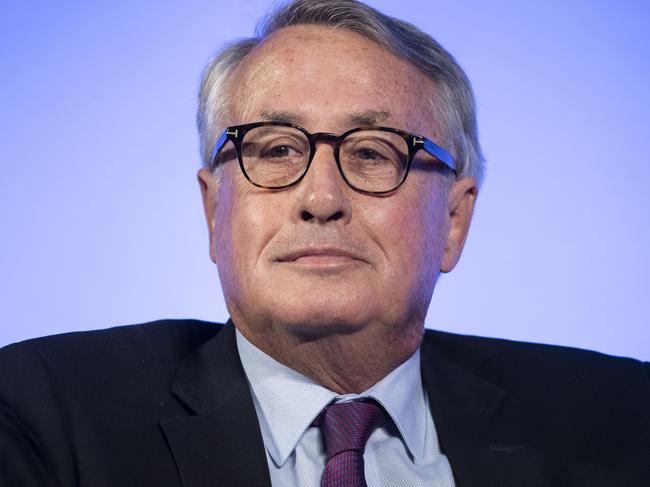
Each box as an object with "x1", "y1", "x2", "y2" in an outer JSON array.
[
  {"x1": 242, "y1": 126, "x2": 308, "y2": 162},
  {"x1": 356, "y1": 147, "x2": 383, "y2": 160},
  {"x1": 341, "y1": 131, "x2": 408, "y2": 174},
  {"x1": 257, "y1": 137, "x2": 305, "y2": 160},
  {"x1": 265, "y1": 145, "x2": 292, "y2": 158},
  {"x1": 348, "y1": 142, "x2": 392, "y2": 164}
]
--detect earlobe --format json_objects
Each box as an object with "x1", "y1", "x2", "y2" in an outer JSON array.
[
  {"x1": 441, "y1": 177, "x2": 478, "y2": 273},
  {"x1": 197, "y1": 168, "x2": 220, "y2": 263}
]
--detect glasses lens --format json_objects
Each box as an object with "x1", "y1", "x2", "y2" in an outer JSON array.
[
  {"x1": 339, "y1": 130, "x2": 409, "y2": 192},
  {"x1": 241, "y1": 125, "x2": 309, "y2": 187}
]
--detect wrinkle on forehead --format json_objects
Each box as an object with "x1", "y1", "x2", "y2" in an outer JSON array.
[{"x1": 225, "y1": 25, "x2": 443, "y2": 140}]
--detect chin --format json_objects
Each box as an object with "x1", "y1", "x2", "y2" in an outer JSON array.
[{"x1": 268, "y1": 299, "x2": 375, "y2": 337}]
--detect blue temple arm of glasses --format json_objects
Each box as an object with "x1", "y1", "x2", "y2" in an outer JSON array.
[
  {"x1": 422, "y1": 139, "x2": 456, "y2": 173},
  {"x1": 210, "y1": 130, "x2": 230, "y2": 164}
]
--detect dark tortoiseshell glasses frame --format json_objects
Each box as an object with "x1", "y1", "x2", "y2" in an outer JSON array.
[{"x1": 210, "y1": 121, "x2": 457, "y2": 195}]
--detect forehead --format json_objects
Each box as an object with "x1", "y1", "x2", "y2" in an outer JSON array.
[{"x1": 227, "y1": 25, "x2": 438, "y2": 136}]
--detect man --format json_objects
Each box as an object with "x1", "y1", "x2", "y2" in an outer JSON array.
[{"x1": 0, "y1": 0, "x2": 648, "y2": 486}]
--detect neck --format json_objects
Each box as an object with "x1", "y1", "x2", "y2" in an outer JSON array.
[{"x1": 238, "y1": 319, "x2": 424, "y2": 394}]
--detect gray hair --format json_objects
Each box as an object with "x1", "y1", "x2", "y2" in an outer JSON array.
[{"x1": 197, "y1": 0, "x2": 485, "y2": 185}]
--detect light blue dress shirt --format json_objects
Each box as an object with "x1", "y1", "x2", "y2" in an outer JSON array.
[{"x1": 236, "y1": 330, "x2": 456, "y2": 486}]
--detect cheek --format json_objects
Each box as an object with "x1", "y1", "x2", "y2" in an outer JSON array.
[
  {"x1": 211, "y1": 181, "x2": 238, "y2": 297},
  {"x1": 370, "y1": 181, "x2": 449, "y2": 282},
  {"x1": 213, "y1": 176, "x2": 284, "y2": 282}
]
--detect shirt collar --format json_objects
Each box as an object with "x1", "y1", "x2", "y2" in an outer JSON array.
[
  {"x1": 236, "y1": 329, "x2": 428, "y2": 466},
  {"x1": 362, "y1": 346, "x2": 427, "y2": 462}
]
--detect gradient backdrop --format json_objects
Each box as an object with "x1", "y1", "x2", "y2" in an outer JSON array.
[{"x1": 1, "y1": 0, "x2": 648, "y2": 359}]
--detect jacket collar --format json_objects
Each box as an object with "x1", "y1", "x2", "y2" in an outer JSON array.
[
  {"x1": 420, "y1": 331, "x2": 553, "y2": 487},
  {"x1": 160, "y1": 320, "x2": 272, "y2": 487}
]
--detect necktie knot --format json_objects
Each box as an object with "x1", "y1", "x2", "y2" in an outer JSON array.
[{"x1": 319, "y1": 399, "x2": 385, "y2": 461}]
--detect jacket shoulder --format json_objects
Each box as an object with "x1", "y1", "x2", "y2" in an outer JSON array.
[
  {"x1": 423, "y1": 327, "x2": 648, "y2": 374},
  {"x1": 0, "y1": 319, "x2": 225, "y2": 410},
  {"x1": 0, "y1": 320, "x2": 226, "y2": 486},
  {"x1": 422, "y1": 328, "x2": 649, "y2": 426},
  {"x1": 421, "y1": 330, "x2": 650, "y2": 485},
  {"x1": 1, "y1": 318, "x2": 222, "y2": 364}
]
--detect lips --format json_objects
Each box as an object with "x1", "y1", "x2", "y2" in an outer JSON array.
[{"x1": 277, "y1": 247, "x2": 364, "y2": 263}]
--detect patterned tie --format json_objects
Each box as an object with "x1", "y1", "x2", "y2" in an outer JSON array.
[{"x1": 317, "y1": 400, "x2": 386, "y2": 487}]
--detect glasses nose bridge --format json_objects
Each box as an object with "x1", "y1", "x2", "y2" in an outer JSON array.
[
  {"x1": 308, "y1": 131, "x2": 341, "y2": 151},
  {"x1": 306, "y1": 131, "x2": 343, "y2": 163},
  {"x1": 301, "y1": 131, "x2": 347, "y2": 185},
  {"x1": 309, "y1": 131, "x2": 339, "y2": 141}
]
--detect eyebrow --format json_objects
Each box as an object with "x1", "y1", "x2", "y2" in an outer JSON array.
[
  {"x1": 258, "y1": 109, "x2": 392, "y2": 130},
  {"x1": 259, "y1": 110, "x2": 304, "y2": 126},
  {"x1": 347, "y1": 110, "x2": 391, "y2": 127}
]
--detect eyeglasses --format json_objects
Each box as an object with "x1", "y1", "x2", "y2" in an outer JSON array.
[{"x1": 210, "y1": 121, "x2": 456, "y2": 194}]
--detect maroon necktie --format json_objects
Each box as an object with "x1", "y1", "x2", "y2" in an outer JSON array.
[{"x1": 317, "y1": 400, "x2": 385, "y2": 487}]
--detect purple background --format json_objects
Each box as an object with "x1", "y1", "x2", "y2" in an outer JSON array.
[{"x1": 1, "y1": 1, "x2": 648, "y2": 359}]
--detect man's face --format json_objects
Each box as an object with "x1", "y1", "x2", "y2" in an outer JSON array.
[{"x1": 199, "y1": 26, "x2": 476, "y2": 352}]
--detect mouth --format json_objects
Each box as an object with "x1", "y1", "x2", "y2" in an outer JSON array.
[{"x1": 276, "y1": 248, "x2": 366, "y2": 268}]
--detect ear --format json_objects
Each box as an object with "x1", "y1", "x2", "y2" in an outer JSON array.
[
  {"x1": 441, "y1": 177, "x2": 478, "y2": 273},
  {"x1": 197, "y1": 168, "x2": 220, "y2": 263}
]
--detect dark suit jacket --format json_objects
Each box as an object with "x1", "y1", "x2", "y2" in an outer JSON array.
[{"x1": 0, "y1": 319, "x2": 648, "y2": 486}]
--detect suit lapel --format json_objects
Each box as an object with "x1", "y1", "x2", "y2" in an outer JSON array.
[
  {"x1": 160, "y1": 321, "x2": 272, "y2": 487},
  {"x1": 420, "y1": 334, "x2": 553, "y2": 487}
]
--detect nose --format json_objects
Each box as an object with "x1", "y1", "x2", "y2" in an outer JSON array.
[{"x1": 292, "y1": 143, "x2": 352, "y2": 224}]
